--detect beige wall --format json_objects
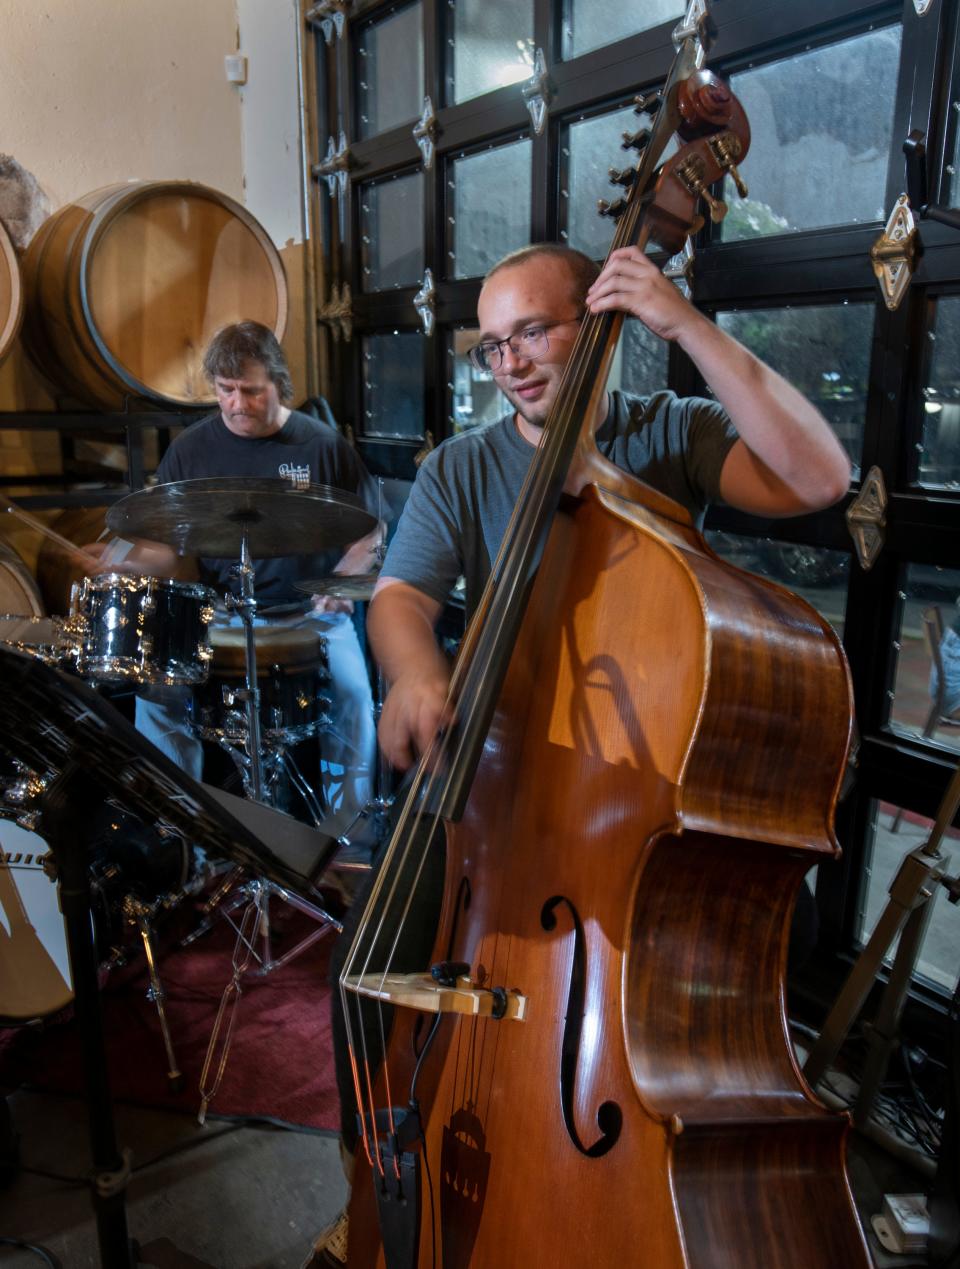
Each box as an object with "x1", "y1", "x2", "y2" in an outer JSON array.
[
  {"x1": 236, "y1": 0, "x2": 312, "y2": 403},
  {"x1": 0, "y1": 0, "x2": 313, "y2": 581},
  {"x1": 0, "y1": 0, "x2": 310, "y2": 414}
]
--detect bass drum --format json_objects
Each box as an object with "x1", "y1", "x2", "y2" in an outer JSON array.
[
  {"x1": 0, "y1": 820, "x2": 72, "y2": 1021},
  {"x1": 0, "y1": 540, "x2": 43, "y2": 618},
  {"x1": 0, "y1": 805, "x2": 191, "y2": 1025}
]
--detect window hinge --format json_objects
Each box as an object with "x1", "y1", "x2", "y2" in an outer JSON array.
[
  {"x1": 663, "y1": 238, "x2": 696, "y2": 299},
  {"x1": 318, "y1": 281, "x2": 353, "y2": 343},
  {"x1": 522, "y1": 48, "x2": 552, "y2": 136},
  {"x1": 414, "y1": 96, "x2": 438, "y2": 169},
  {"x1": 305, "y1": 0, "x2": 351, "y2": 43},
  {"x1": 846, "y1": 466, "x2": 887, "y2": 570},
  {"x1": 871, "y1": 195, "x2": 918, "y2": 311},
  {"x1": 413, "y1": 269, "x2": 435, "y2": 336}
]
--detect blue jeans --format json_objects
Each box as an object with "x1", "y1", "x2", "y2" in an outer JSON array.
[{"x1": 930, "y1": 627, "x2": 960, "y2": 717}]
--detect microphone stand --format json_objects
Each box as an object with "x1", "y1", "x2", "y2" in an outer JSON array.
[{"x1": 42, "y1": 764, "x2": 136, "y2": 1269}]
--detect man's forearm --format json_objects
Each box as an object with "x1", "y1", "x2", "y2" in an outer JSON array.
[
  {"x1": 334, "y1": 526, "x2": 384, "y2": 576},
  {"x1": 368, "y1": 580, "x2": 446, "y2": 688}
]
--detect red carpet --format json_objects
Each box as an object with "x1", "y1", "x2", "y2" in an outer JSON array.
[{"x1": 0, "y1": 903, "x2": 340, "y2": 1130}]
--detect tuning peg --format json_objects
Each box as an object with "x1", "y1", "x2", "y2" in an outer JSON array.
[
  {"x1": 634, "y1": 90, "x2": 661, "y2": 117},
  {"x1": 726, "y1": 164, "x2": 749, "y2": 200},
  {"x1": 700, "y1": 188, "x2": 728, "y2": 224},
  {"x1": 621, "y1": 127, "x2": 651, "y2": 153},
  {"x1": 608, "y1": 166, "x2": 637, "y2": 188},
  {"x1": 597, "y1": 198, "x2": 627, "y2": 220}
]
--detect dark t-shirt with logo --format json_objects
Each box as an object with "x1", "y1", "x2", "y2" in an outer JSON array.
[{"x1": 155, "y1": 409, "x2": 379, "y2": 606}]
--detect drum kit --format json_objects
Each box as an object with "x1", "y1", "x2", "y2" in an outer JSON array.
[{"x1": 0, "y1": 476, "x2": 389, "y2": 1093}]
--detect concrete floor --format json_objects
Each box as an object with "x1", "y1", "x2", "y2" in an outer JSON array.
[
  {"x1": 0, "y1": 1075, "x2": 934, "y2": 1268},
  {"x1": 0, "y1": 1090, "x2": 346, "y2": 1268}
]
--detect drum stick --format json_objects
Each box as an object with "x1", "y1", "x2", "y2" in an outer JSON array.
[{"x1": 0, "y1": 499, "x2": 103, "y2": 571}]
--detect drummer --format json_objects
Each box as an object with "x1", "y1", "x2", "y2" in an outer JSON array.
[{"x1": 86, "y1": 321, "x2": 382, "y2": 830}]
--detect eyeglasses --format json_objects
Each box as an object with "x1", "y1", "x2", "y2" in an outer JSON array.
[{"x1": 467, "y1": 318, "x2": 583, "y2": 373}]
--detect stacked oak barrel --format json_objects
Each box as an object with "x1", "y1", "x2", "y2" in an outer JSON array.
[{"x1": 0, "y1": 179, "x2": 288, "y2": 610}]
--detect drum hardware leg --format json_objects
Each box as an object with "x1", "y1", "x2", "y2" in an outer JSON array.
[
  {"x1": 125, "y1": 896, "x2": 183, "y2": 1094},
  {"x1": 198, "y1": 897, "x2": 259, "y2": 1127},
  {"x1": 38, "y1": 764, "x2": 136, "y2": 1269},
  {"x1": 196, "y1": 877, "x2": 343, "y2": 1120},
  {"x1": 280, "y1": 747, "x2": 327, "y2": 825},
  {"x1": 212, "y1": 875, "x2": 343, "y2": 976}
]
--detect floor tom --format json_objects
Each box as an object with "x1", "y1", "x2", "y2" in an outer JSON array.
[{"x1": 192, "y1": 624, "x2": 330, "y2": 745}]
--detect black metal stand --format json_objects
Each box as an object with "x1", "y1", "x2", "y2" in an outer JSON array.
[
  {"x1": 0, "y1": 645, "x2": 341, "y2": 1269},
  {"x1": 41, "y1": 764, "x2": 136, "y2": 1269}
]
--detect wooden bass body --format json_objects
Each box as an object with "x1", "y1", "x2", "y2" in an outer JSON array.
[{"x1": 349, "y1": 482, "x2": 872, "y2": 1268}]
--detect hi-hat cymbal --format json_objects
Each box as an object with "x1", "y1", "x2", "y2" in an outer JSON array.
[
  {"x1": 106, "y1": 478, "x2": 376, "y2": 558},
  {"x1": 297, "y1": 573, "x2": 381, "y2": 602}
]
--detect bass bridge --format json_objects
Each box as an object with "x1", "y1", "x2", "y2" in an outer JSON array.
[{"x1": 342, "y1": 969, "x2": 527, "y2": 1020}]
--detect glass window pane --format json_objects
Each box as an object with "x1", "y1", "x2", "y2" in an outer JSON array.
[
  {"x1": 717, "y1": 305, "x2": 871, "y2": 481},
  {"x1": 889, "y1": 564, "x2": 960, "y2": 754},
  {"x1": 448, "y1": 2, "x2": 534, "y2": 105},
  {"x1": 562, "y1": 0, "x2": 682, "y2": 61},
  {"x1": 357, "y1": 4, "x2": 424, "y2": 141},
  {"x1": 564, "y1": 106, "x2": 676, "y2": 259},
  {"x1": 705, "y1": 531, "x2": 850, "y2": 638},
  {"x1": 917, "y1": 296, "x2": 960, "y2": 489},
  {"x1": 359, "y1": 172, "x2": 424, "y2": 292},
  {"x1": 450, "y1": 139, "x2": 532, "y2": 280},
  {"x1": 859, "y1": 801, "x2": 959, "y2": 992},
  {"x1": 608, "y1": 318, "x2": 669, "y2": 398},
  {"x1": 450, "y1": 329, "x2": 507, "y2": 433},
  {"x1": 721, "y1": 26, "x2": 902, "y2": 242},
  {"x1": 362, "y1": 333, "x2": 425, "y2": 439}
]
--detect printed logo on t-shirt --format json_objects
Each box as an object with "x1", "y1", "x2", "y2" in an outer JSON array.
[{"x1": 279, "y1": 462, "x2": 311, "y2": 489}]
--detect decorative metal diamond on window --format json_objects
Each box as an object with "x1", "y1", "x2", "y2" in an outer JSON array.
[
  {"x1": 414, "y1": 97, "x2": 439, "y2": 169},
  {"x1": 305, "y1": 0, "x2": 352, "y2": 44},
  {"x1": 522, "y1": 48, "x2": 552, "y2": 136},
  {"x1": 414, "y1": 269, "x2": 436, "y2": 336}
]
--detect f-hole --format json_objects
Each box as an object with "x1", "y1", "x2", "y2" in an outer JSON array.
[{"x1": 541, "y1": 894, "x2": 622, "y2": 1158}]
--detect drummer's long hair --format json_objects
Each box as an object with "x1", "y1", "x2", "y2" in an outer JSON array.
[{"x1": 202, "y1": 321, "x2": 294, "y2": 402}]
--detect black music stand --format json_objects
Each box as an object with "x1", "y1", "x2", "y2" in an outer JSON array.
[{"x1": 0, "y1": 646, "x2": 339, "y2": 1269}]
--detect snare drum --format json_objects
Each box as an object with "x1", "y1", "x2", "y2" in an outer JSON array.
[
  {"x1": 71, "y1": 573, "x2": 216, "y2": 685},
  {"x1": 192, "y1": 624, "x2": 330, "y2": 744}
]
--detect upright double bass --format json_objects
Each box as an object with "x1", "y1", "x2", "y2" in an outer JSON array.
[{"x1": 341, "y1": 14, "x2": 874, "y2": 1268}]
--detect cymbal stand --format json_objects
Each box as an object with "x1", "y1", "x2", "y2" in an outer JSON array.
[
  {"x1": 804, "y1": 761, "x2": 960, "y2": 1124},
  {"x1": 190, "y1": 534, "x2": 342, "y2": 1117},
  {"x1": 231, "y1": 530, "x2": 266, "y2": 803}
]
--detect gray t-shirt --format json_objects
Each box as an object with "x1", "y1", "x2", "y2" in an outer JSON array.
[{"x1": 383, "y1": 389, "x2": 738, "y2": 619}]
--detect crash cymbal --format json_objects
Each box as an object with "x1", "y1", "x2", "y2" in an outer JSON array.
[
  {"x1": 106, "y1": 478, "x2": 376, "y2": 558},
  {"x1": 296, "y1": 573, "x2": 381, "y2": 602}
]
